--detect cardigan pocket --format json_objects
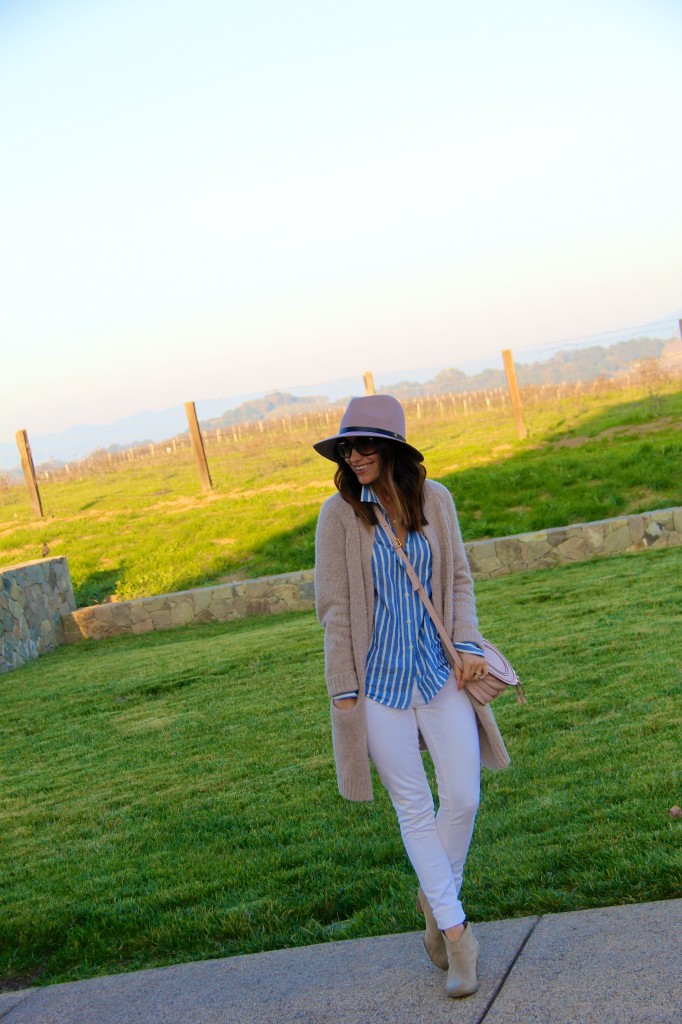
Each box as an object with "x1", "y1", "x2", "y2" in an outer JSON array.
[{"x1": 330, "y1": 698, "x2": 373, "y2": 802}]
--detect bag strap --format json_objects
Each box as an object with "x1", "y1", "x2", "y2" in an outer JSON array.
[{"x1": 373, "y1": 506, "x2": 465, "y2": 674}]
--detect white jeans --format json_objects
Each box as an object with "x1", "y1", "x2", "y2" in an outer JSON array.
[{"x1": 365, "y1": 673, "x2": 480, "y2": 929}]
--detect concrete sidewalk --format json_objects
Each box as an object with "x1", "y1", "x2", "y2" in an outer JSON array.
[{"x1": 0, "y1": 899, "x2": 678, "y2": 1024}]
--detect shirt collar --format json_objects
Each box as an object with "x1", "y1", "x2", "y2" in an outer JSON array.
[{"x1": 360, "y1": 484, "x2": 380, "y2": 505}]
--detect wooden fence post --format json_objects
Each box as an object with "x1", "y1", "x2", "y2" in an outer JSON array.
[
  {"x1": 501, "y1": 349, "x2": 528, "y2": 440},
  {"x1": 184, "y1": 402, "x2": 213, "y2": 493},
  {"x1": 15, "y1": 429, "x2": 44, "y2": 518},
  {"x1": 363, "y1": 371, "x2": 375, "y2": 396}
]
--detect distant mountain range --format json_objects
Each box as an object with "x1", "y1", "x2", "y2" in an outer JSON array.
[
  {"x1": 383, "y1": 336, "x2": 671, "y2": 398},
  {"x1": 1, "y1": 334, "x2": 678, "y2": 474}
]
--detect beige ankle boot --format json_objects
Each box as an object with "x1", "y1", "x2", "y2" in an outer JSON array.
[
  {"x1": 416, "y1": 887, "x2": 448, "y2": 971},
  {"x1": 442, "y1": 922, "x2": 480, "y2": 998}
]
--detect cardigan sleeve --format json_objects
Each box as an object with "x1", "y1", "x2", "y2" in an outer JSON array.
[
  {"x1": 441, "y1": 488, "x2": 485, "y2": 647},
  {"x1": 314, "y1": 498, "x2": 361, "y2": 699}
]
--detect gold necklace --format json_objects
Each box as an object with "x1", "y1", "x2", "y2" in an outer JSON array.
[{"x1": 378, "y1": 498, "x2": 399, "y2": 527}]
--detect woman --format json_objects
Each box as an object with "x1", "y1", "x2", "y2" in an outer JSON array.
[{"x1": 313, "y1": 394, "x2": 510, "y2": 999}]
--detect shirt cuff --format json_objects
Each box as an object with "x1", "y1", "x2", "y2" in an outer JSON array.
[{"x1": 453, "y1": 641, "x2": 485, "y2": 657}]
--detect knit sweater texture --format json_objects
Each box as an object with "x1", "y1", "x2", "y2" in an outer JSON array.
[{"x1": 315, "y1": 478, "x2": 510, "y2": 801}]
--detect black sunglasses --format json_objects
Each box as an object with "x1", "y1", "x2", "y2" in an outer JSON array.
[{"x1": 337, "y1": 437, "x2": 381, "y2": 460}]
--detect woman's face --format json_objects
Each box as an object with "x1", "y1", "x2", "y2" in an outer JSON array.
[{"x1": 343, "y1": 439, "x2": 384, "y2": 487}]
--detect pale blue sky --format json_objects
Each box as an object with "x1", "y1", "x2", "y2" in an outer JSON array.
[{"x1": 1, "y1": 0, "x2": 681, "y2": 441}]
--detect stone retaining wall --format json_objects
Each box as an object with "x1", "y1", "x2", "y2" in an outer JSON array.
[
  {"x1": 466, "y1": 507, "x2": 682, "y2": 578},
  {"x1": 60, "y1": 506, "x2": 682, "y2": 644},
  {"x1": 62, "y1": 570, "x2": 316, "y2": 644},
  {"x1": 0, "y1": 558, "x2": 76, "y2": 674}
]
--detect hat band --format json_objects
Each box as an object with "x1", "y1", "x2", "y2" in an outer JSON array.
[{"x1": 339, "y1": 425, "x2": 406, "y2": 442}]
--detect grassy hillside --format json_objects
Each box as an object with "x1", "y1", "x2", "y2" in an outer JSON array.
[
  {"x1": 1, "y1": 383, "x2": 681, "y2": 606},
  {"x1": 1, "y1": 545, "x2": 680, "y2": 989}
]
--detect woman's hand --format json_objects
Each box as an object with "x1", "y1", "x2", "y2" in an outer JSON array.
[
  {"x1": 333, "y1": 697, "x2": 358, "y2": 710},
  {"x1": 455, "y1": 653, "x2": 488, "y2": 690}
]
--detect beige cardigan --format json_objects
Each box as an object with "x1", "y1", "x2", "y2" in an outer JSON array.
[{"x1": 314, "y1": 479, "x2": 510, "y2": 801}]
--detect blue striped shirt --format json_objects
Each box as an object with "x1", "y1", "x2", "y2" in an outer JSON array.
[{"x1": 359, "y1": 485, "x2": 483, "y2": 710}]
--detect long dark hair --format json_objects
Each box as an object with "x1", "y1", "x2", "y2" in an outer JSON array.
[{"x1": 334, "y1": 440, "x2": 428, "y2": 531}]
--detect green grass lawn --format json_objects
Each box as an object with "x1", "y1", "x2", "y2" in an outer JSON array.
[
  {"x1": 1, "y1": 384, "x2": 681, "y2": 606},
  {"x1": 1, "y1": 545, "x2": 680, "y2": 990}
]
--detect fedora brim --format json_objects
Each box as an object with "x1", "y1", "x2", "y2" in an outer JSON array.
[{"x1": 313, "y1": 431, "x2": 424, "y2": 463}]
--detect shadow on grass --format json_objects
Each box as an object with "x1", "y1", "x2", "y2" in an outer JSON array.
[
  {"x1": 199, "y1": 393, "x2": 682, "y2": 583},
  {"x1": 441, "y1": 391, "x2": 682, "y2": 539},
  {"x1": 64, "y1": 392, "x2": 678, "y2": 604},
  {"x1": 207, "y1": 518, "x2": 318, "y2": 584},
  {"x1": 75, "y1": 567, "x2": 124, "y2": 607},
  {"x1": 541, "y1": 390, "x2": 682, "y2": 440}
]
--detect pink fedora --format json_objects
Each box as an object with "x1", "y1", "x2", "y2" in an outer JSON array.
[{"x1": 313, "y1": 395, "x2": 423, "y2": 462}]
